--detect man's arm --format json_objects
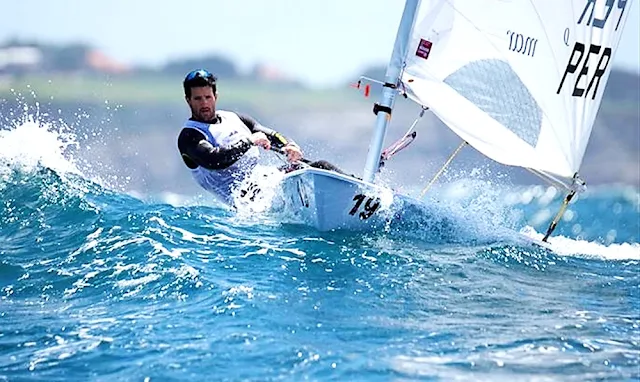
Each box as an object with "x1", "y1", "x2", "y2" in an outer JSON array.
[
  {"x1": 177, "y1": 128, "x2": 253, "y2": 170},
  {"x1": 237, "y1": 113, "x2": 298, "y2": 149}
]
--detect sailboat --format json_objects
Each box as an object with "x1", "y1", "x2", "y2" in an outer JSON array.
[{"x1": 264, "y1": 0, "x2": 634, "y2": 238}]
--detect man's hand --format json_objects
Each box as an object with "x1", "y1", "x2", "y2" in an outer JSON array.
[
  {"x1": 282, "y1": 144, "x2": 303, "y2": 163},
  {"x1": 250, "y1": 132, "x2": 270, "y2": 150}
]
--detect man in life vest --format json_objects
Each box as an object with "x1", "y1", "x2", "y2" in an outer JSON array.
[{"x1": 177, "y1": 69, "x2": 344, "y2": 205}]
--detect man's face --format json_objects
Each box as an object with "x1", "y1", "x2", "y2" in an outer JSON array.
[{"x1": 187, "y1": 86, "x2": 216, "y2": 121}]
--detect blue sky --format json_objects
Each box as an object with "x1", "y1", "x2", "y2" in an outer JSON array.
[{"x1": 2, "y1": 0, "x2": 639, "y2": 87}]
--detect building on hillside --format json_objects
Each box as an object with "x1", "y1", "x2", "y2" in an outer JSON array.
[
  {"x1": 251, "y1": 63, "x2": 302, "y2": 88},
  {"x1": 85, "y1": 50, "x2": 131, "y2": 74},
  {"x1": 0, "y1": 46, "x2": 43, "y2": 75},
  {"x1": 0, "y1": 43, "x2": 131, "y2": 76}
]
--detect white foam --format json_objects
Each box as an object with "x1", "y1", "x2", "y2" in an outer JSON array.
[
  {"x1": 233, "y1": 164, "x2": 286, "y2": 215},
  {"x1": 0, "y1": 115, "x2": 135, "y2": 193},
  {"x1": 0, "y1": 117, "x2": 81, "y2": 177},
  {"x1": 520, "y1": 226, "x2": 640, "y2": 261}
]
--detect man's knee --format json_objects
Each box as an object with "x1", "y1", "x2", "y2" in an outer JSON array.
[{"x1": 310, "y1": 160, "x2": 336, "y2": 171}]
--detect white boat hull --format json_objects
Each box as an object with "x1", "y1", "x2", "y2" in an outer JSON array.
[
  {"x1": 270, "y1": 167, "x2": 421, "y2": 231},
  {"x1": 234, "y1": 166, "x2": 556, "y2": 250}
]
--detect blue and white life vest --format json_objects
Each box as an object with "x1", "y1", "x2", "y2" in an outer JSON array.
[{"x1": 184, "y1": 110, "x2": 259, "y2": 205}]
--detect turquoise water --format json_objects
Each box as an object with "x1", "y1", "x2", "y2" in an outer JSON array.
[{"x1": 1, "y1": 121, "x2": 638, "y2": 381}]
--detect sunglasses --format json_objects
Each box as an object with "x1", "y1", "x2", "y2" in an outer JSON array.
[{"x1": 184, "y1": 69, "x2": 216, "y2": 82}]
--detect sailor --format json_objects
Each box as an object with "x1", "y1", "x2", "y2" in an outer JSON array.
[{"x1": 177, "y1": 69, "x2": 345, "y2": 205}]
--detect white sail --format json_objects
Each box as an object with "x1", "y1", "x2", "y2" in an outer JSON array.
[{"x1": 401, "y1": 0, "x2": 633, "y2": 181}]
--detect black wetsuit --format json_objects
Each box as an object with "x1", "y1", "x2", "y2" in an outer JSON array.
[
  {"x1": 178, "y1": 112, "x2": 293, "y2": 170},
  {"x1": 177, "y1": 111, "x2": 346, "y2": 174}
]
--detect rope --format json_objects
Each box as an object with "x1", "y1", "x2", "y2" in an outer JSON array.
[{"x1": 419, "y1": 141, "x2": 468, "y2": 198}]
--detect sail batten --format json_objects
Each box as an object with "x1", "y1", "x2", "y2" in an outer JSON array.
[{"x1": 400, "y1": 0, "x2": 633, "y2": 181}]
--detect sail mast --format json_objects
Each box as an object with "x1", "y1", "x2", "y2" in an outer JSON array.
[{"x1": 362, "y1": 0, "x2": 421, "y2": 183}]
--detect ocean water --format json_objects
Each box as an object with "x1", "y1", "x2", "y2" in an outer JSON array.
[{"x1": 1, "y1": 119, "x2": 639, "y2": 382}]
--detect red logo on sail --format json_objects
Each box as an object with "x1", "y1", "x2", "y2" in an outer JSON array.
[{"x1": 416, "y1": 39, "x2": 433, "y2": 59}]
